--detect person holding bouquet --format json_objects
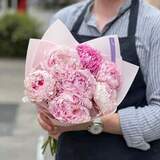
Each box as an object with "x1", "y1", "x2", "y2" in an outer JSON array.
[{"x1": 37, "y1": 0, "x2": 160, "y2": 159}]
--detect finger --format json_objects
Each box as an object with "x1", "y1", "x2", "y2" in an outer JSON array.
[
  {"x1": 38, "y1": 107, "x2": 54, "y2": 119},
  {"x1": 40, "y1": 113, "x2": 53, "y2": 126},
  {"x1": 37, "y1": 114, "x2": 53, "y2": 132}
]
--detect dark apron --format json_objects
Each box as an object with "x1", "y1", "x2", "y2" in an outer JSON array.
[{"x1": 56, "y1": 0, "x2": 160, "y2": 159}]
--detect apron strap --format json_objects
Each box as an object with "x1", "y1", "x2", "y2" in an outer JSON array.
[
  {"x1": 101, "y1": 5, "x2": 131, "y2": 36},
  {"x1": 128, "y1": 0, "x2": 139, "y2": 36},
  {"x1": 72, "y1": 0, "x2": 139, "y2": 37},
  {"x1": 71, "y1": 1, "x2": 92, "y2": 34},
  {"x1": 71, "y1": 0, "x2": 139, "y2": 63}
]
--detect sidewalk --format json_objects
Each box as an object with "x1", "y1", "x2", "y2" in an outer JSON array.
[
  {"x1": 0, "y1": 6, "x2": 59, "y2": 160},
  {"x1": 0, "y1": 59, "x2": 44, "y2": 160}
]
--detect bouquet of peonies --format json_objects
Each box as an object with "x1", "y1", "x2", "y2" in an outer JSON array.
[
  {"x1": 23, "y1": 20, "x2": 139, "y2": 156},
  {"x1": 24, "y1": 43, "x2": 121, "y2": 123}
]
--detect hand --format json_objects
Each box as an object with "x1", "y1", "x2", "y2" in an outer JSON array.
[
  {"x1": 37, "y1": 112, "x2": 60, "y2": 139},
  {"x1": 37, "y1": 110, "x2": 91, "y2": 139}
]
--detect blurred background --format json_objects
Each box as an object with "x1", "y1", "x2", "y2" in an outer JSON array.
[{"x1": 0, "y1": 0, "x2": 159, "y2": 160}]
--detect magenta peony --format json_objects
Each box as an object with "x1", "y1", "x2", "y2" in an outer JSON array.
[{"x1": 76, "y1": 44, "x2": 102, "y2": 76}]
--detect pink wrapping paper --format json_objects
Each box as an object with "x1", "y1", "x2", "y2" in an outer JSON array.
[{"x1": 25, "y1": 20, "x2": 139, "y2": 126}]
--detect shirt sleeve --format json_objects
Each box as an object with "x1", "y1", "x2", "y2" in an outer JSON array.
[{"x1": 118, "y1": 16, "x2": 160, "y2": 151}]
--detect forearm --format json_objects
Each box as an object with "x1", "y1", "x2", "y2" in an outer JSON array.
[
  {"x1": 101, "y1": 113, "x2": 122, "y2": 135},
  {"x1": 67, "y1": 113, "x2": 122, "y2": 135},
  {"x1": 118, "y1": 105, "x2": 160, "y2": 150},
  {"x1": 70, "y1": 105, "x2": 160, "y2": 151}
]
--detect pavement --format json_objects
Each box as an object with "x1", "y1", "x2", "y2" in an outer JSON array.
[
  {"x1": 0, "y1": 5, "x2": 58, "y2": 160},
  {"x1": 0, "y1": 59, "x2": 47, "y2": 160}
]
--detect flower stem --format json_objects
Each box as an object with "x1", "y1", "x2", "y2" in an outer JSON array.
[{"x1": 42, "y1": 136, "x2": 57, "y2": 156}]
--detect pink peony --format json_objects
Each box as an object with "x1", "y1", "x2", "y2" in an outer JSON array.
[
  {"x1": 94, "y1": 82, "x2": 117, "y2": 114},
  {"x1": 97, "y1": 62, "x2": 121, "y2": 89},
  {"x1": 43, "y1": 45, "x2": 81, "y2": 76},
  {"x1": 24, "y1": 70, "x2": 56, "y2": 102},
  {"x1": 76, "y1": 44, "x2": 102, "y2": 76},
  {"x1": 61, "y1": 69, "x2": 96, "y2": 99},
  {"x1": 49, "y1": 93, "x2": 92, "y2": 124}
]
